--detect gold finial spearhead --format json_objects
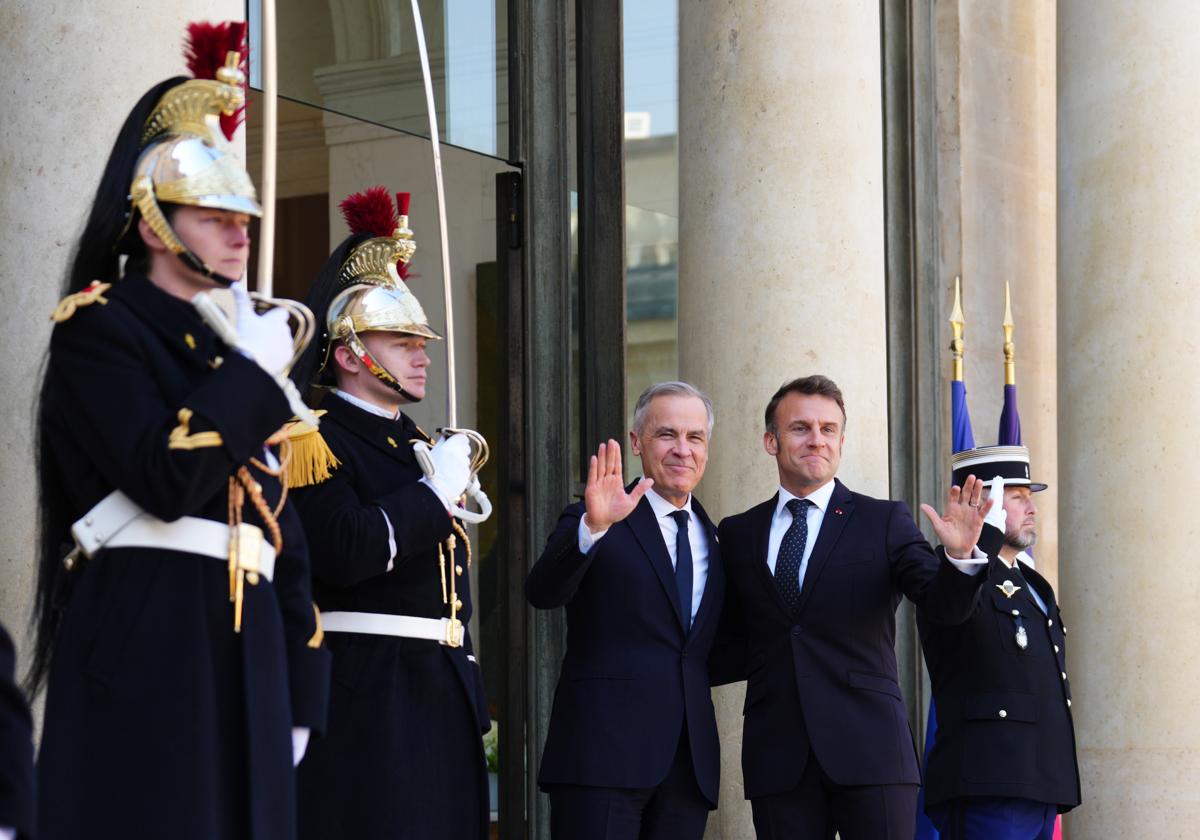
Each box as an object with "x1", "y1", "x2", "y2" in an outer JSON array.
[
  {"x1": 1002, "y1": 281, "x2": 1016, "y2": 386},
  {"x1": 950, "y1": 275, "x2": 965, "y2": 382}
]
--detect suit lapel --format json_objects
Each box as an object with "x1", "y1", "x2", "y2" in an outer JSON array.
[
  {"x1": 626, "y1": 496, "x2": 686, "y2": 631},
  {"x1": 749, "y1": 494, "x2": 794, "y2": 620},
  {"x1": 795, "y1": 479, "x2": 855, "y2": 616}
]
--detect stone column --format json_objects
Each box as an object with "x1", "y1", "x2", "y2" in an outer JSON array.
[
  {"x1": 678, "y1": 2, "x2": 888, "y2": 836},
  {"x1": 1059, "y1": 1, "x2": 1200, "y2": 834},
  {"x1": 956, "y1": 0, "x2": 1059, "y2": 586},
  {"x1": 0, "y1": 0, "x2": 242, "y2": 674}
]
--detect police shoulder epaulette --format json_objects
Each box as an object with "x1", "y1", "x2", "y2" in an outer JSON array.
[
  {"x1": 50, "y1": 281, "x2": 112, "y2": 323},
  {"x1": 282, "y1": 410, "x2": 341, "y2": 488}
]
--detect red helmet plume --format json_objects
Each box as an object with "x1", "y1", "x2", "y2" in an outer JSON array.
[{"x1": 184, "y1": 21, "x2": 249, "y2": 141}]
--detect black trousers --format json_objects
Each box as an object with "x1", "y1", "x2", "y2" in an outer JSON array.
[
  {"x1": 750, "y1": 750, "x2": 918, "y2": 840},
  {"x1": 546, "y1": 727, "x2": 711, "y2": 840}
]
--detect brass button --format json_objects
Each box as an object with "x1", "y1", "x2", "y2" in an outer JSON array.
[
  {"x1": 455, "y1": 565, "x2": 463, "y2": 576},
  {"x1": 1011, "y1": 609, "x2": 1020, "y2": 616},
  {"x1": 1067, "y1": 699, "x2": 1072, "y2": 708},
  {"x1": 1061, "y1": 671, "x2": 1067, "y2": 681},
  {"x1": 998, "y1": 709, "x2": 1007, "y2": 719},
  {"x1": 1048, "y1": 619, "x2": 1054, "y2": 628},
  {"x1": 1054, "y1": 645, "x2": 1060, "y2": 653},
  {"x1": 454, "y1": 599, "x2": 463, "y2": 610}
]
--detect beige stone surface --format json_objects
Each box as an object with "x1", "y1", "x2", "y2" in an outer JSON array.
[
  {"x1": 1059, "y1": 0, "x2": 1200, "y2": 834},
  {"x1": 678, "y1": 1, "x2": 887, "y2": 836},
  {"x1": 0, "y1": 0, "x2": 241, "y2": 688},
  {"x1": 956, "y1": 0, "x2": 1059, "y2": 586}
]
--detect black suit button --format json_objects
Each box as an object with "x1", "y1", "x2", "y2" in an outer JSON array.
[{"x1": 791, "y1": 626, "x2": 801, "y2": 637}]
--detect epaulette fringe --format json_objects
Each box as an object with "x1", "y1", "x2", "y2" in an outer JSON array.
[{"x1": 283, "y1": 411, "x2": 340, "y2": 488}]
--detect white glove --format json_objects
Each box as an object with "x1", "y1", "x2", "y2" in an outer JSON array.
[
  {"x1": 983, "y1": 475, "x2": 1008, "y2": 533},
  {"x1": 233, "y1": 281, "x2": 293, "y2": 377},
  {"x1": 419, "y1": 433, "x2": 473, "y2": 509},
  {"x1": 292, "y1": 726, "x2": 311, "y2": 766}
]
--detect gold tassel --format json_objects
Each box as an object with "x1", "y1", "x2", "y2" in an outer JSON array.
[{"x1": 282, "y1": 411, "x2": 340, "y2": 488}]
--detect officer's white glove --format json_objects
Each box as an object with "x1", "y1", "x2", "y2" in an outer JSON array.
[
  {"x1": 292, "y1": 726, "x2": 311, "y2": 766},
  {"x1": 419, "y1": 433, "x2": 473, "y2": 509},
  {"x1": 983, "y1": 475, "x2": 1008, "y2": 533},
  {"x1": 233, "y1": 281, "x2": 293, "y2": 377}
]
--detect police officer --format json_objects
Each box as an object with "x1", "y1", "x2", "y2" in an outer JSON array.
[
  {"x1": 31, "y1": 22, "x2": 330, "y2": 840},
  {"x1": 289, "y1": 187, "x2": 490, "y2": 840},
  {"x1": 919, "y1": 445, "x2": 1080, "y2": 839}
]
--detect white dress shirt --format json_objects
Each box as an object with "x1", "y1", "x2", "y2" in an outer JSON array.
[
  {"x1": 333, "y1": 389, "x2": 399, "y2": 571},
  {"x1": 766, "y1": 479, "x2": 987, "y2": 584},
  {"x1": 577, "y1": 488, "x2": 710, "y2": 623},
  {"x1": 766, "y1": 480, "x2": 835, "y2": 589}
]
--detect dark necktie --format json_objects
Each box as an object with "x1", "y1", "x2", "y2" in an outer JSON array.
[
  {"x1": 670, "y1": 510, "x2": 693, "y2": 633},
  {"x1": 774, "y1": 498, "x2": 813, "y2": 613}
]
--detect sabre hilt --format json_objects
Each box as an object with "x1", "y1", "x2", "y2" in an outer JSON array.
[
  {"x1": 192, "y1": 289, "x2": 321, "y2": 429},
  {"x1": 413, "y1": 428, "x2": 492, "y2": 524}
]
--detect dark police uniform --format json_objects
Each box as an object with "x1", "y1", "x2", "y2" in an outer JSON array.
[
  {"x1": 918, "y1": 524, "x2": 1080, "y2": 834},
  {"x1": 37, "y1": 275, "x2": 331, "y2": 840},
  {"x1": 293, "y1": 393, "x2": 490, "y2": 840},
  {"x1": 0, "y1": 624, "x2": 34, "y2": 840}
]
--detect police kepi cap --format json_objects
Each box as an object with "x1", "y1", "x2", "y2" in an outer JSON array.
[{"x1": 950, "y1": 445, "x2": 1046, "y2": 492}]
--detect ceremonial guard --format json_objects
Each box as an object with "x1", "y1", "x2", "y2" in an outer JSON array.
[
  {"x1": 31, "y1": 22, "x2": 330, "y2": 839},
  {"x1": 289, "y1": 188, "x2": 490, "y2": 839},
  {"x1": 919, "y1": 446, "x2": 1080, "y2": 839}
]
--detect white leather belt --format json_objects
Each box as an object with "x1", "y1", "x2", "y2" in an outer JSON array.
[
  {"x1": 70, "y1": 490, "x2": 275, "y2": 581},
  {"x1": 320, "y1": 611, "x2": 463, "y2": 647}
]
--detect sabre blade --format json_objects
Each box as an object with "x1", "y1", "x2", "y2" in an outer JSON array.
[{"x1": 409, "y1": 0, "x2": 457, "y2": 428}]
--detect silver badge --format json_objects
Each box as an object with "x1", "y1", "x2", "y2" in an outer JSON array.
[
  {"x1": 1015, "y1": 626, "x2": 1028, "y2": 650},
  {"x1": 997, "y1": 579, "x2": 1022, "y2": 599}
]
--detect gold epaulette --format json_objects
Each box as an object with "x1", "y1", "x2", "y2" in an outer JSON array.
[
  {"x1": 282, "y1": 410, "x2": 340, "y2": 488},
  {"x1": 51, "y1": 281, "x2": 112, "y2": 323}
]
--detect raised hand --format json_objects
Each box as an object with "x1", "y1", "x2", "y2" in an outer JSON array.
[
  {"x1": 919, "y1": 474, "x2": 994, "y2": 558},
  {"x1": 583, "y1": 439, "x2": 653, "y2": 533}
]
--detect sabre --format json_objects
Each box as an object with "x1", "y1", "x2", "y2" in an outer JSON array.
[
  {"x1": 190, "y1": 0, "x2": 319, "y2": 428},
  {"x1": 407, "y1": 0, "x2": 492, "y2": 525},
  {"x1": 255, "y1": 0, "x2": 279, "y2": 298}
]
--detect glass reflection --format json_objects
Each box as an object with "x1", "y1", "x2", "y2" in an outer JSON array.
[{"x1": 251, "y1": 0, "x2": 509, "y2": 160}]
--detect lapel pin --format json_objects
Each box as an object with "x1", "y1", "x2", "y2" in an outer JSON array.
[
  {"x1": 386, "y1": 435, "x2": 398, "y2": 448},
  {"x1": 834, "y1": 508, "x2": 844, "y2": 516},
  {"x1": 996, "y1": 579, "x2": 1022, "y2": 599}
]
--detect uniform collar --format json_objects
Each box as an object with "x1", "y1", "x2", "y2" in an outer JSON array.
[{"x1": 331, "y1": 388, "x2": 401, "y2": 420}]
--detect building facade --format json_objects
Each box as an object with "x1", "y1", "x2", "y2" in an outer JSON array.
[{"x1": 1, "y1": 1, "x2": 1194, "y2": 837}]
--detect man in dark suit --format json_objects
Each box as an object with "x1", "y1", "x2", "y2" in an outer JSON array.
[
  {"x1": 713, "y1": 374, "x2": 994, "y2": 839},
  {"x1": 527, "y1": 381, "x2": 724, "y2": 840},
  {"x1": 919, "y1": 445, "x2": 1080, "y2": 839}
]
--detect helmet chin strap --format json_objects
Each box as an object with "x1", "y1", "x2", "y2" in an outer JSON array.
[
  {"x1": 130, "y1": 176, "x2": 242, "y2": 286},
  {"x1": 343, "y1": 330, "x2": 424, "y2": 404}
]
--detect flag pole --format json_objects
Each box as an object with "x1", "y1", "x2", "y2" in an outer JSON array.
[
  {"x1": 950, "y1": 275, "x2": 966, "y2": 382},
  {"x1": 1002, "y1": 280, "x2": 1015, "y2": 386}
]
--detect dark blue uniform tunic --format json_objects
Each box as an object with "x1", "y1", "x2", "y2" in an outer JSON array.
[
  {"x1": 37, "y1": 275, "x2": 331, "y2": 840},
  {"x1": 293, "y1": 394, "x2": 490, "y2": 840}
]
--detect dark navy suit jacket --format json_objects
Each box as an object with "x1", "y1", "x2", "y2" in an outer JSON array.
[
  {"x1": 712, "y1": 479, "x2": 984, "y2": 800},
  {"x1": 527, "y1": 494, "x2": 725, "y2": 806}
]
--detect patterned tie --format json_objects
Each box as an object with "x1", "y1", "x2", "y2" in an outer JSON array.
[
  {"x1": 670, "y1": 510, "x2": 693, "y2": 633},
  {"x1": 774, "y1": 498, "x2": 813, "y2": 613}
]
